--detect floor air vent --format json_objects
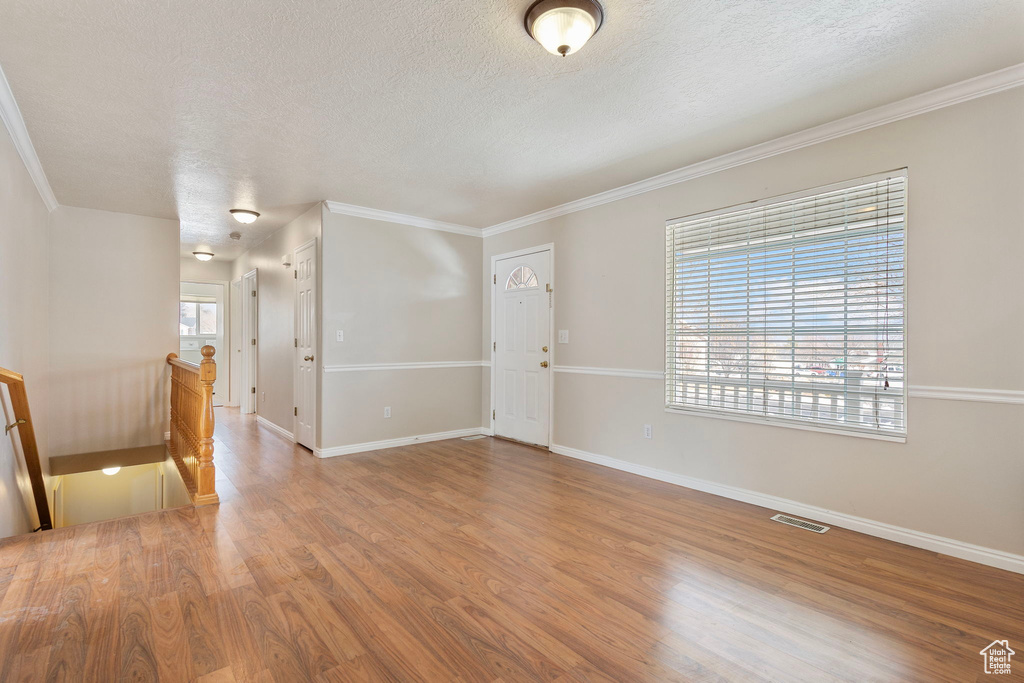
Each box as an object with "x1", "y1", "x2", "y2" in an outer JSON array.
[
  {"x1": 461, "y1": 435, "x2": 487, "y2": 441},
  {"x1": 771, "y1": 514, "x2": 829, "y2": 533}
]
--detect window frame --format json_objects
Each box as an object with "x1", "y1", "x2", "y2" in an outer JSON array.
[{"x1": 664, "y1": 170, "x2": 908, "y2": 442}]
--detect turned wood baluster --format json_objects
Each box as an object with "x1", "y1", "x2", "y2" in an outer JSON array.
[{"x1": 195, "y1": 345, "x2": 218, "y2": 503}]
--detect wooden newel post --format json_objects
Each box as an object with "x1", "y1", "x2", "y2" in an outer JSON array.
[{"x1": 195, "y1": 345, "x2": 219, "y2": 504}]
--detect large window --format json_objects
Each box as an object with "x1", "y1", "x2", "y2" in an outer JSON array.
[{"x1": 665, "y1": 171, "x2": 906, "y2": 438}]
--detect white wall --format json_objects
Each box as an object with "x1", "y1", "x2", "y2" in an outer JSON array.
[
  {"x1": 482, "y1": 87, "x2": 1024, "y2": 558},
  {"x1": 180, "y1": 256, "x2": 233, "y2": 282},
  {"x1": 48, "y1": 206, "x2": 179, "y2": 456},
  {"x1": 56, "y1": 462, "x2": 160, "y2": 527},
  {"x1": 320, "y1": 211, "x2": 483, "y2": 450},
  {"x1": 231, "y1": 204, "x2": 321, "y2": 435},
  {"x1": 0, "y1": 112, "x2": 51, "y2": 537}
]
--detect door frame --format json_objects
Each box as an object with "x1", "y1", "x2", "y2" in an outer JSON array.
[
  {"x1": 292, "y1": 237, "x2": 319, "y2": 449},
  {"x1": 489, "y1": 243, "x2": 555, "y2": 448},
  {"x1": 180, "y1": 278, "x2": 230, "y2": 406},
  {"x1": 240, "y1": 268, "x2": 258, "y2": 414}
]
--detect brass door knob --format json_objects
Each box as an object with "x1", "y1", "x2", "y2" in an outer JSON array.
[
  {"x1": 540, "y1": 361, "x2": 549, "y2": 368},
  {"x1": 304, "y1": 355, "x2": 314, "y2": 361},
  {"x1": 542, "y1": 346, "x2": 549, "y2": 352}
]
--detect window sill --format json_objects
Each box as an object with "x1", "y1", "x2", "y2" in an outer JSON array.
[{"x1": 664, "y1": 405, "x2": 907, "y2": 443}]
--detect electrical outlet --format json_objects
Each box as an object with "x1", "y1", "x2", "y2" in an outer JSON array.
[
  {"x1": 261, "y1": 391, "x2": 265, "y2": 403},
  {"x1": 384, "y1": 406, "x2": 391, "y2": 418},
  {"x1": 558, "y1": 329, "x2": 569, "y2": 344},
  {"x1": 643, "y1": 424, "x2": 652, "y2": 439},
  {"x1": 336, "y1": 330, "x2": 344, "y2": 342}
]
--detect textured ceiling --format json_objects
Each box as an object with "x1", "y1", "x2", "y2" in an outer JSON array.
[{"x1": 1, "y1": 0, "x2": 1023, "y2": 258}]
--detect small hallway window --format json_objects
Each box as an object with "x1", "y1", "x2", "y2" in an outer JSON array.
[{"x1": 179, "y1": 300, "x2": 217, "y2": 336}]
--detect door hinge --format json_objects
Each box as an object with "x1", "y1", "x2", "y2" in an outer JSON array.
[
  {"x1": 251, "y1": 290, "x2": 256, "y2": 297},
  {"x1": 251, "y1": 387, "x2": 256, "y2": 394},
  {"x1": 294, "y1": 270, "x2": 297, "y2": 279},
  {"x1": 492, "y1": 409, "x2": 495, "y2": 420},
  {"x1": 493, "y1": 274, "x2": 496, "y2": 284},
  {"x1": 493, "y1": 341, "x2": 496, "y2": 351},
  {"x1": 251, "y1": 338, "x2": 256, "y2": 345},
  {"x1": 294, "y1": 338, "x2": 298, "y2": 348},
  {"x1": 294, "y1": 407, "x2": 298, "y2": 416}
]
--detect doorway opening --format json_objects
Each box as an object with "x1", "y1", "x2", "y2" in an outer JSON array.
[{"x1": 179, "y1": 280, "x2": 228, "y2": 406}]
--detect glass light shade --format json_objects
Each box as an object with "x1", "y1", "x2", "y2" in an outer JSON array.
[
  {"x1": 193, "y1": 251, "x2": 214, "y2": 261},
  {"x1": 102, "y1": 467, "x2": 120, "y2": 476},
  {"x1": 530, "y1": 6, "x2": 598, "y2": 56},
  {"x1": 230, "y1": 209, "x2": 259, "y2": 224}
]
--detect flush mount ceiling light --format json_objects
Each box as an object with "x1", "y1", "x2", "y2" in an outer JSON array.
[
  {"x1": 102, "y1": 467, "x2": 120, "y2": 476},
  {"x1": 193, "y1": 251, "x2": 214, "y2": 261},
  {"x1": 525, "y1": 0, "x2": 604, "y2": 57},
  {"x1": 230, "y1": 209, "x2": 260, "y2": 224}
]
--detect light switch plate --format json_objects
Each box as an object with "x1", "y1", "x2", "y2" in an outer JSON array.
[
  {"x1": 558, "y1": 330, "x2": 569, "y2": 344},
  {"x1": 384, "y1": 406, "x2": 391, "y2": 418},
  {"x1": 643, "y1": 424, "x2": 653, "y2": 439},
  {"x1": 336, "y1": 330, "x2": 344, "y2": 342}
]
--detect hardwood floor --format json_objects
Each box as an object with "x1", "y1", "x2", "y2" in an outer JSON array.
[{"x1": 1, "y1": 409, "x2": 1021, "y2": 682}]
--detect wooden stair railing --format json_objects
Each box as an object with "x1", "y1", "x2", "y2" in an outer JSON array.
[
  {"x1": 166, "y1": 346, "x2": 219, "y2": 505},
  {"x1": 0, "y1": 368, "x2": 53, "y2": 530}
]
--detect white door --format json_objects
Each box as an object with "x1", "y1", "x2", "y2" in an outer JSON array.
[
  {"x1": 494, "y1": 249, "x2": 551, "y2": 446},
  {"x1": 229, "y1": 277, "x2": 242, "y2": 406},
  {"x1": 294, "y1": 240, "x2": 317, "y2": 450},
  {"x1": 241, "y1": 269, "x2": 258, "y2": 414}
]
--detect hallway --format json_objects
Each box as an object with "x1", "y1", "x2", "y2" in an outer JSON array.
[{"x1": 0, "y1": 408, "x2": 1021, "y2": 681}]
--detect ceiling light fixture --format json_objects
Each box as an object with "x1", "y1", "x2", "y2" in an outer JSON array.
[
  {"x1": 230, "y1": 209, "x2": 260, "y2": 224},
  {"x1": 525, "y1": 0, "x2": 604, "y2": 57},
  {"x1": 102, "y1": 467, "x2": 120, "y2": 476},
  {"x1": 193, "y1": 251, "x2": 214, "y2": 261}
]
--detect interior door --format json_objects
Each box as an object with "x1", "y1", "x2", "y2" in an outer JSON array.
[
  {"x1": 494, "y1": 249, "x2": 551, "y2": 446},
  {"x1": 241, "y1": 269, "x2": 258, "y2": 414},
  {"x1": 294, "y1": 240, "x2": 317, "y2": 450},
  {"x1": 230, "y1": 277, "x2": 241, "y2": 406}
]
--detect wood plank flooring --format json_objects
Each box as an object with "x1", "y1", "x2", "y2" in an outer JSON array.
[{"x1": 1, "y1": 408, "x2": 1021, "y2": 681}]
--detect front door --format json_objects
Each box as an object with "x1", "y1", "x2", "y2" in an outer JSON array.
[
  {"x1": 494, "y1": 249, "x2": 551, "y2": 447},
  {"x1": 294, "y1": 239, "x2": 317, "y2": 450}
]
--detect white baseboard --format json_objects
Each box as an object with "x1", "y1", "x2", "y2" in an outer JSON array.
[
  {"x1": 256, "y1": 415, "x2": 295, "y2": 443},
  {"x1": 315, "y1": 428, "x2": 488, "y2": 458},
  {"x1": 480, "y1": 427, "x2": 494, "y2": 436},
  {"x1": 550, "y1": 443, "x2": 1024, "y2": 575}
]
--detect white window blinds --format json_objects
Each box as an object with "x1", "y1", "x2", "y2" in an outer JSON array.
[{"x1": 666, "y1": 171, "x2": 906, "y2": 438}]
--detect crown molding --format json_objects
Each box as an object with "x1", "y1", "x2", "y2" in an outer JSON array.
[
  {"x1": 482, "y1": 62, "x2": 1024, "y2": 238},
  {"x1": 0, "y1": 64, "x2": 58, "y2": 212},
  {"x1": 324, "y1": 200, "x2": 481, "y2": 237}
]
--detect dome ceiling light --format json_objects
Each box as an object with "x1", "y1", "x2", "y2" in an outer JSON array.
[
  {"x1": 230, "y1": 209, "x2": 260, "y2": 224},
  {"x1": 525, "y1": 0, "x2": 604, "y2": 57},
  {"x1": 193, "y1": 251, "x2": 214, "y2": 261}
]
